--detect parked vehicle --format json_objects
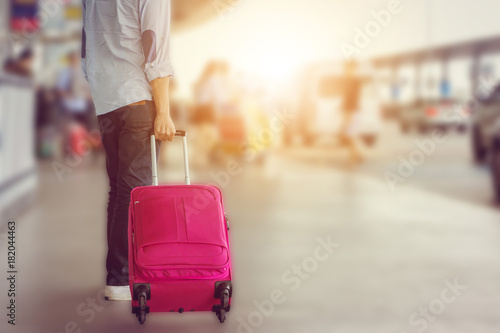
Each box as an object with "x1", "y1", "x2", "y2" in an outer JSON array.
[
  {"x1": 490, "y1": 128, "x2": 500, "y2": 199},
  {"x1": 399, "y1": 98, "x2": 468, "y2": 134},
  {"x1": 381, "y1": 102, "x2": 403, "y2": 120},
  {"x1": 398, "y1": 99, "x2": 426, "y2": 133},
  {"x1": 471, "y1": 85, "x2": 500, "y2": 163}
]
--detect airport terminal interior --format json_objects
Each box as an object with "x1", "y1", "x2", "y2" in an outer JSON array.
[{"x1": 3, "y1": 0, "x2": 500, "y2": 332}]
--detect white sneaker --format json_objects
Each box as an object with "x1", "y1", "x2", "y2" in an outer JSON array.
[{"x1": 104, "y1": 285, "x2": 132, "y2": 301}]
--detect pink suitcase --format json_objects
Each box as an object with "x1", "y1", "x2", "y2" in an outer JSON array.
[{"x1": 128, "y1": 131, "x2": 232, "y2": 324}]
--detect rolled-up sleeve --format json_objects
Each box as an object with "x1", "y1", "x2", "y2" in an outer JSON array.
[{"x1": 139, "y1": 0, "x2": 174, "y2": 82}]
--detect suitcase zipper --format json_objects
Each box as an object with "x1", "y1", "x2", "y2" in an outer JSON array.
[{"x1": 135, "y1": 266, "x2": 230, "y2": 281}]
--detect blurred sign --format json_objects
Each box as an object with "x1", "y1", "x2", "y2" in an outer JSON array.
[
  {"x1": 64, "y1": 5, "x2": 82, "y2": 20},
  {"x1": 440, "y1": 80, "x2": 451, "y2": 97},
  {"x1": 391, "y1": 85, "x2": 400, "y2": 100},
  {"x1": 10, "y1": 0, "x2": 39, "y2": 33}
]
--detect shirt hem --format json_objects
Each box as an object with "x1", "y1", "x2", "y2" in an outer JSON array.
[{"x1": 96, "y1": 97, "x2": 154, "y2": 116}]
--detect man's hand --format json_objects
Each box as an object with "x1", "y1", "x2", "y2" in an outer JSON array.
[
  {"x1": 154, "y1": 113, "x2": 175, "y2": 141},
  {"x1": 150, "y1": 76, "x2": 174, "y2": 141}
]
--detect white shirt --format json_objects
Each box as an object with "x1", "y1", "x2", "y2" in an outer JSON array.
[{"x1": 81, "y1": 0, "x2": 174, "y2": 115}]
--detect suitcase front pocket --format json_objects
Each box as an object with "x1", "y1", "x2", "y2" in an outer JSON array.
[{"x1": 135, "y1": 242, "x2": 230, "y2": 280}]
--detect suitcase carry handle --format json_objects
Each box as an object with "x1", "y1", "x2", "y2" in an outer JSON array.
[{"x1": 150, "y1": 131, "x2": 191, "y2": 186}]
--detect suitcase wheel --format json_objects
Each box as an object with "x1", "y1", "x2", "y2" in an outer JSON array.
[
  {"x1": 132, "y1": 284, "x2": 151, "y2": 324},
  {"x1": 132, "y1": 289, "x2": 150, "y2": 325},
  {"x1": 213, "y1": 282, "x2": 231, "y2": 323},
  {"x1": 218, "y1": 308, "x2": 227, "y2": 323},
  {"x1": 138, "y1": 292, "x2": 148, "y2": 324}
]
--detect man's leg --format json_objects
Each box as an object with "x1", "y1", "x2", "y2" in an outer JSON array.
[
  {"x1": 111, "y1": 102, "x2": 159, "y2": 285},
  {"x1": 98, "y1": 110, "x2": 124, "y2": 286},
  {"x1": 340, "y1": 111, "x2": 361, "y2": 165}
]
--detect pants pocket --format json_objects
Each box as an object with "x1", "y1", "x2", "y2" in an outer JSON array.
[{"x1": 122, "y1": 103, "x2": 156, "y2": 133}]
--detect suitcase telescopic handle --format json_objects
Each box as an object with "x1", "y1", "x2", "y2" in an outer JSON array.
[{"x1": 150, "y1": 131, "x2": 191, "y2": 186}]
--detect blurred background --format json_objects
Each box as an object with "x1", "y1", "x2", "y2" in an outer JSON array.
[{"x1": 3, "y1": 0, "x2": 500, "y2": 332}]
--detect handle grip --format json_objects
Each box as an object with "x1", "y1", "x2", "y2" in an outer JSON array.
[
  {"x1": 175, "y1": 130, "x2": 187, "y2": 137},
  {"x1": 151, "y1": 131, "x2": 191, "y2": 186}
]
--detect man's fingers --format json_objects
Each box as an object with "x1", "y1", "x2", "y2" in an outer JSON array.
[
  {"x1": 156, "y1": 124, "x2": 166, "y2": 141},
  {"x1": 153, "y1": 116, "x2": 175, "y2": 141},
  {"x1": 155, "y1": 130, "x2": 172, "y2": 142},
  {"x1": 155, "y1": 130, "x2": 166, "y2": 141},
  {"x1": 154, "y1": 129, "x2": 161, "y2": 141}
]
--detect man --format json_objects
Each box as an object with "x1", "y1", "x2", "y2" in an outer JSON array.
[
  {"x1": 82, "y1": 0, "x2": 176, "y2": 300},
  {"x1": 340, "y1": 60, "x2": 363, "y2": 166}
]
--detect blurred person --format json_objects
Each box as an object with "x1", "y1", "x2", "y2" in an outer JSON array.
[
  {"x1": 3, "y1": 57, "x2": 18, "y2": 75},
  {"x1": 56, "y1": 52, "x2": 96, "y2": 159},
  {"x1": 193, "y1": 61, "x2": 250, "y2": 165},
  {"x1": 243, "y1": 85, "x2": 272, "y2": 165},
  {"x1": 15, "y1": 48, "x2": 35, "y2": 78},
  {"x1": 193, "y1": 61, "x2": 236, "y2": 118},
  {"x1": 191, "y1": 61, "x2": 222, "y2": 166},
  {"x1": 2, "y1": 49, "x2": 34, "y2": 78},
  {"x1": 56, "y1": 52, "x2": 93, "y2": 130},
  {"x1": 340, "y1": 60, "x2": 363, "y2": 166},
  {"x1": 192, "y1": 61, "x2": 219, "y2": 123},
  {"x1": 35, "y1": 86, "x2": 59, "y2": 158},
  {"x1": 82, "y1": 0, "x2": 175, "y2": 300}
]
